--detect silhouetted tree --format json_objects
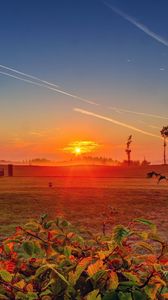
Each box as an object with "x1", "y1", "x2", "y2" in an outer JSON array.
[
  {"x1": 125, "y1": 135, "x2": 132, "y2": 165},
  {"x1": 160, "y1": 126, "x2": 168, "y2": 165}
]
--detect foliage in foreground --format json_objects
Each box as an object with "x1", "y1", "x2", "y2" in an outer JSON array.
[{"x1": 0, "y1": 215, "x2": 168, "y2": 300}]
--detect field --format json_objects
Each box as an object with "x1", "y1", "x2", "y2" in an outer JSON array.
[{"x1": 0, "y1": 165, "x2": 168, "y2": 239}]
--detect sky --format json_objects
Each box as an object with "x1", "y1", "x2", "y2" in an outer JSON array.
[{"x1": 0, "y1": 0, "x2": 168, "y2": 163}]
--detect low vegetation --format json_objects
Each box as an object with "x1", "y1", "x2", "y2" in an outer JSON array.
[{"x1": 0, "y1": 215, "x2": 168, "y2": 299}]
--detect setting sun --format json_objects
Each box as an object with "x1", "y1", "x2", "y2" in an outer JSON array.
[
  {"x1": 74, "y1": 147, "x2": 81, "y2": 155},
  {"x1": 63, "y1": 140, "x2": 99, "y2": 155}
]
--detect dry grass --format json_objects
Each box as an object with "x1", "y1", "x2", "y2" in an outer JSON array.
[{"x1": 0, "y1": 171, "x2": 168, "y2": 239}]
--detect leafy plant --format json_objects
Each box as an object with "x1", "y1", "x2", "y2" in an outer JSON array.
[{"x1": 0, "y1": 214, "x2": 168, "y2": 299}]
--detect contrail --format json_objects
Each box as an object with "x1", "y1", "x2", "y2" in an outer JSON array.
[
  {"x1": 109, "y1": 107, "x2": 168, "y2": 120},
  {"x1": 0, "y1": 71, "x2": 98, "y2": 105},
  {"x1": 74, "y1": 108, "x2": 162, "y2": 139},
  {"x1": 0, "y1": 64, "x2": 59, "y2": 88},
  {"x1": 102, "y1": 1, "x2": 168, "y2": 47}
]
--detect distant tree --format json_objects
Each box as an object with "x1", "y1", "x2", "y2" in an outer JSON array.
[
  {"x1": 141, "y1": 158, "x2": 151, "y2": 166},
  {"x1": 125, "y1": 135, "x2": 132, "y2": 165},
  {"x1": 160, "y1": 126, "x2": 168, "y2": 165}
]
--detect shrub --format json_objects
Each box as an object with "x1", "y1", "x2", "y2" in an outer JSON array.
[{"x1": 0, "y1": 215, "x2": 168, "y2": 299}]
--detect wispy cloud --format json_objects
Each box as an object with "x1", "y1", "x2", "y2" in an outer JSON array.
[
  {"x1": 0, "y1": 68, "x2": 98, "y2": 106},
  {"x1": 109, "y1": 107, "x2": 168, "y2": 120},
  {"x1": 74, "y1": 108, "x2": 161, "y2": 139},
  {"x1": 0, "y1": 64, "x2": 59, "y2": 88},
  {"x1": 102, "y1": 1, "x2": 168, "y2": 47}
]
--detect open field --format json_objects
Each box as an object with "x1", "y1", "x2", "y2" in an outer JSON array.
[{"x1": 0, "y1": 167, "x2": 168, "y2": 239}]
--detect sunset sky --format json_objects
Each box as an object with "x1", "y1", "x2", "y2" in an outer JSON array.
[{"x1": 0, "y1": 0, "x2": 168, "y2": 163}]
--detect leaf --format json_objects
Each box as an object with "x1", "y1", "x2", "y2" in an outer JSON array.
[
  {"x1": 26, "y1": 292, "x2": 38, "y2": 300},
  {"x1": 0, "y1": 294, "x2": 8, "y2": 299},
  {"x1": 122, "y1": 272, "x2": 140, "y2": 284},
  {"x1": 161, "y1": 293, "x2": 168, "y2": 299},
  {"x1": 15, "y1": 292, "x2": 27, "y2": 300},
  {"x1": 108, "y1": 271, "x2": 118, "y2": 290},
  {"x1": 3, "y1": 244, "x2": 11, "y2": 255},
  {"x1": 61, "y1": 220, "x2": 69, "y2": 227},
  {"x1": 144, "y1": 284, "x2": 160, "y2": 300},
  {"x1": 40, "y1": 289, "x2": 52, "y2": 296},
  {"x1": 131, "y1": 291, "x2": 147, "y2": 300},
  {"x1": 118, "y1": 292, "x2": 132, "y2": 300},
  {"x1": 113, "y1": 225, "x2": 131, "y2": 245},
  {"x1": 135, "y1": 241, "x2": 154, "y2": 253},
  {"x1": 47, "y1": 264, "x2": 70, "y2": 286},
  {"x1": 24, "y1": 222, "x2": 39, "y2": 232},
  {"x1": 26, "y1": 283, "x2": 34, "y2": 292},
  {"x1": 23, "y1": 241, "x2": 34, "y2": 257},
  {"x1": 0, "y1": 270, "x2": 13, "y2": 282},
  {"x1": 97, "y1": 250, "x2": 112, "y2": 260},
  {"x1": 103, "y1": 292, "x2": 118, "y2": 300},
  {"x1": 92, "y1": 270, "x2": 107, "y2": 283},
  {"x1": 87, "y1": 260, "x2": 104, "y2": 277},
  {"x1": 44, "y1": 220, "x2": 54, "y2": 229},
  {"x1": 68, "y1": 257, "x2": 92, "y2": 285},
  {"x1": 152, "y1": 275, "x2": 166, "y2": 286},
  {"x1": 134, "y1": 219, "x2": 156, "y2": 232},
  {"x1": 140, "y1": 231, "x2": 149, "y2": 240},
  {"x1": 35, "y1": 265, "x2": 49, "y2": 278},
  {"x1": 86, "y1": 289, "x2": 101, "y2": 300},
  {"x1": 64, "y1": 246, "x2": 72, "y2": 257},
  {"x1": 14, "y1": 279, "x2": 25, "y2": 289}
]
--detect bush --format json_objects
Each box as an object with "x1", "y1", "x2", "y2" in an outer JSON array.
[{"x1": 0, "y1": 215, "x2": 168, "y2": 299}]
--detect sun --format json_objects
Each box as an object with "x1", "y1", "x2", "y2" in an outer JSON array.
[
  {"x1": 63, "y1": 140, "x2": 99, "y2": 156},
  {"x1": 74, "y1": 147, "x2": 81, "y2": 155}
]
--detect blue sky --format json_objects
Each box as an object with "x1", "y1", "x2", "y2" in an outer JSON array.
[{"x1": 0, "y1": 0, "x2": 168, "y2": 162}]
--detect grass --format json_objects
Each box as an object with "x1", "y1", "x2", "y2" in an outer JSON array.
[{"x1": 0, "y1": 176, "x2": 168, "y2": 239}]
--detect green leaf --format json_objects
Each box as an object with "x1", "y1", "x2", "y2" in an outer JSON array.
[
  {"x1": 103, "y1": 292, "x2": 118, "y2": 300},
  {"x1": 132, "y1": 290, "x2": 147, "y2": 300},
  {"x1": 47, "y1": 264, "x2": 70, "y2": 286},
  {"x1": 134, "y1": 219, "x2": 156, "y2": 232},
  {"x1": 40, "y1": 289, "x2": 52, "y2": 296},
  {"x1": 44, "y1": 220, "x2": 54, "y2": 229},
  {"x1": 144, "y1": 285, "x2": 158, "y2": 300},
  {"x1": 3, "y1": 244, "x2": 11, "y2": 255},
  {"x1": 23, "y1": 241, "x2": 34, "y2": 257},
  {"x1": 118, "y1": 292, "x2": 132, "y2": 300},
  {"x1": 15, "y1": 292, "x2": 27, "y2": 300},
  {"x1": 0, "y1": 270, "x2": 13, "y2": 283},
  {"x1": 122, "y1": 272, "x2": 140, "y2": 284},
  {"x1": 91, "y1": 270, "x2": 107, "y2": 283},
  {"x1": 26, "y1": 292, "x2": 38, "y2": 300},
  {"x1": 113, "y1": 225, "x2": 131, "y2": 245},
  {"x1": 61, "y1": 220, "x2": 69, "y2": 227},
  {"x1": 35, "y1": 265, "x2": 49, "y2": 278},
  {"x1": 64, "y1": 246, "x2": 72, "y2": 257},
  {"x1": 86, "y1": 289, "x2": 101, "y2": 300},
  {"x1": 41, "y1": 214, "x2": 48, "y2": 220}
]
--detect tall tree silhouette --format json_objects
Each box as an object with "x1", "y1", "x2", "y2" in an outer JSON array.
[
  {"x1": 125, "y1": 135, "x2": 132, "y2": 165},
  {"x1": 160, "y1": 126, "x2": 168, "y2": 165}
]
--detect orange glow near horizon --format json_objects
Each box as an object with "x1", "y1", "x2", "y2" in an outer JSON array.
[{"x1": 63, "y1": 140, "x2": 99, "y2": 156}]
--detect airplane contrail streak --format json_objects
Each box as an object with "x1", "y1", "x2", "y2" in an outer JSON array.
[
  {"x1": 74, "y1": 108, "x2": 162, "y2": 139},
  {"x1": 102, "y1": 1, "x2": 168, "y2": 47},
  {"x1": 109, "y1": 107, "x2": 168, "y2": 120},
  {"x1": 0, "y1": 71, "x2": 98, "y2": 105},
  {"x1": 0, "y1": 64, "x2": 59, "y2": 88}
]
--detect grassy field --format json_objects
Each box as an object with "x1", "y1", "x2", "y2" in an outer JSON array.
[{"x1": 0, "y1": 169, "x2": 168, "y2": 239}]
